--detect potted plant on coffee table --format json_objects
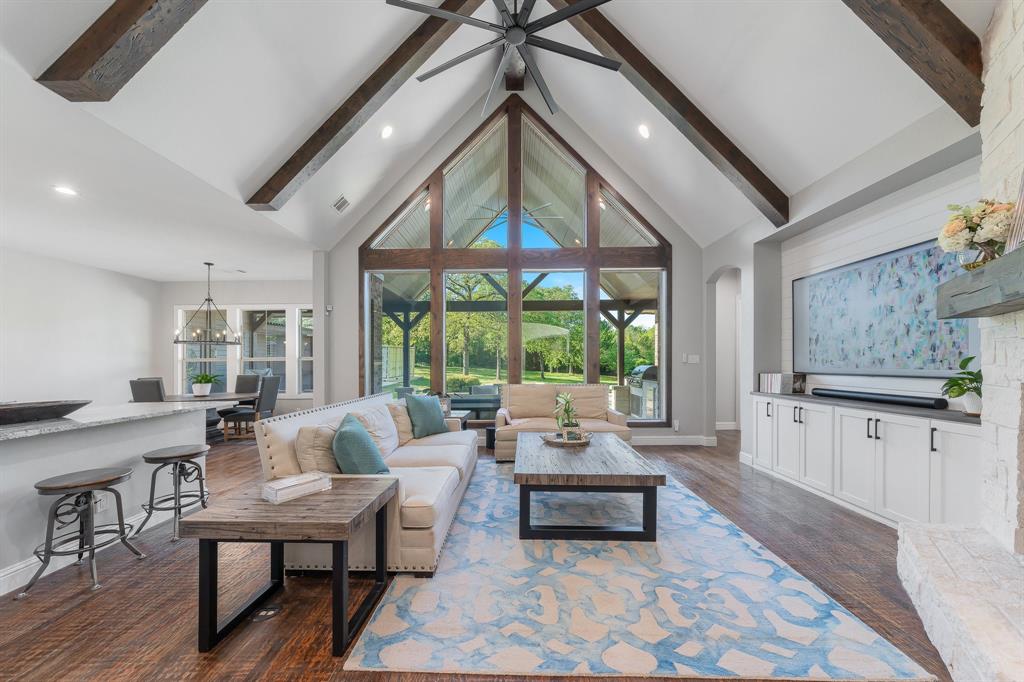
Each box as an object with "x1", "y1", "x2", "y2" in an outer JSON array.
[
  {"x1": 189, "y1": 372, "x2": 220, "y2": 397},
  {"x1": 554, "y1": 392, "x2": 584, "y2": 442},
  {"x1": 941, "y1": 356, "x2": 982, "y2": 416}
]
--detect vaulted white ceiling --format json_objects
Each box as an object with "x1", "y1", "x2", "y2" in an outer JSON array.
[{"x1": 0, "y1": 0, "x2": 993, "y2": 280}]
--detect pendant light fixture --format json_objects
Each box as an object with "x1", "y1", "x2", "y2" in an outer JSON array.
[{"x1": 174, "y1": 262, "x2": 240, "y2": 345}]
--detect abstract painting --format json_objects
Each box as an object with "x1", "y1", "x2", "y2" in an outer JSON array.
[{"x1": 792, "y1": 241, "x2": 974, "y2": 377}]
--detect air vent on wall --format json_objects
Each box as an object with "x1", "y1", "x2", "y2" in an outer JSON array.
[{"x1": 332, "y1": 194, "x2": 350, "y2": 214}]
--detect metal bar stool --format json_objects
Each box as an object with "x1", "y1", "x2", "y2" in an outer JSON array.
[
  {"x1": 15, "y1": 467, "x2": 145, "y2": 600},
  {"x1": 133, "y1": 444, "x2": 210, "y2": 541}
]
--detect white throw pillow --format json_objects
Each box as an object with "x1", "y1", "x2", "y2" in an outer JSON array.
[
  {"x1": 387, "y1": 402, "x2": 414, "y2": 445},
  {"x1": 353, "y1": 404, "x2": 400, "y2": 456},
  {"x1": 295, "y1": 424, "x2": 341, "y2": 474}
]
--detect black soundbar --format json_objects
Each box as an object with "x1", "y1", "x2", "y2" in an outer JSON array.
[{"x1": 810, "y1": 388, "x2": 948, "y2": 410}]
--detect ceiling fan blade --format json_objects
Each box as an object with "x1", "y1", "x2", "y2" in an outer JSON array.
[
  {"x1": 490, "y1": 0, "x2": 514, "y2": 26},
  {"x1": 518, "y1": 0, "x2": 538, "y2": 24},
  {"x1": 483, "y1": 46, "x2": 517, "y2": 115},
  {"x1": 517, "y1": 44, "x2": 558, "y2": 114},
  {"x1": 417, "y1": 37, "x2": 504, "y2": 81},
  {"x1": 386, "y1": 0, "x2": 506, "y2": 34},
  {"x1": 526, "y1": 0, "x2": 613, "y2": 34},
  {"x1": 525, "y1": 35, "x2": 621, "y2": 71}
]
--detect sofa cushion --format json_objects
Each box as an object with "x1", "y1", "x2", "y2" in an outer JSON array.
[
  {"x1": 409, "y1": 429, "x2": 478, "y2": 449},
  {"x1": 295, "y1": 424, "x2": 341, "y2": 474},
  {"x1": 387, "y1": 402, "x2": 414, "y2": 445},
  {"x1": 332, "y1": 414, "x2": 390, "y2": 475},
  {"x1": 504, "y1": 384, "x2": 557, "y2": 418},
  {"x1": 395, "y1": 466, "x2": 460, "y2": 529},
  {"x1": 386, "y1": 443, "x2": 474, "y2": 481},
  {"x1": 562, "y1": 385, "x2": 608, "y2": 419},
  {"x1": 496, "y1": 416, "x2": 631, "y2": 440},
  {"x1": 352, "y1": 403, "x2": 399, "y2": 456},
  {"x1": 406, "y1": 394, "x2": 447, "y2": 439},
  {"x1": 578, "y1": 418, "x2": 632, "y2": 436}
]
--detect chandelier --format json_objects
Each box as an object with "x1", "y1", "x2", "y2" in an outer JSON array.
[{"x1": 173, "y1": 262, "x2": 240, "y2": 345}]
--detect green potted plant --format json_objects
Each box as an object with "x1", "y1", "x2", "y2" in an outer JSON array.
[
  {"x1": 554, "y1": 392, "x2": 583, "y2": 441},
  {"x1": 941, "y1": 356, "x2": 982, "y2": 416},
  {"x1": 189, "y1": 372, "x2": 221, "y2": 397}
]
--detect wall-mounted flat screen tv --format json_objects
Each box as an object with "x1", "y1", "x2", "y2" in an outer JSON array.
[{"x1": 792, "y1": 240, "x2": 978, "y2": 378}]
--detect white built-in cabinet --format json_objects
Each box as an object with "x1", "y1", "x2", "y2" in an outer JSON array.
[{"x1": 752, "y1": 396, "x2": 981, "y2": 527}]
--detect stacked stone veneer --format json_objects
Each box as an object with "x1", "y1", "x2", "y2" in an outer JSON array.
[{"x1": 978, "y1": 0, "x2": 1024, "y2": 555}]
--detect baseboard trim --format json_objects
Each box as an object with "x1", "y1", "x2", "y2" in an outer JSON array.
[
  {"x1": 715, "y1": 421, "x2": 738, "y2": 431},
  {"x1": 0, "y1": 508, "x2": 174, "y2": 598},
  {"x1": 739, "y1": 451, "x2": 754, "y2": 466},
  {"x1": 632, "y1": 435, "x2": 717, "y2": 446}
]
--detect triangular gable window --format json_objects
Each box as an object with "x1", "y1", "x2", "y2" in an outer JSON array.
[
  {"x1": 371, "y1": 189, "x2": 430, "y2": 249},
  {"x1": 522, "y1": 117, "x2": 585, "y2": 248},
  {"x1": 599, "y1": 189, "x2": 658, "y2": 247},
  {"x1": 443, "y1": 116, "x2": 508, "y2": 248}
]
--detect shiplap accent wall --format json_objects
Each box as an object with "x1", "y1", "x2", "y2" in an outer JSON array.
[{"x1": 780, "y1": 158, "x2": 980, "y2": 399}]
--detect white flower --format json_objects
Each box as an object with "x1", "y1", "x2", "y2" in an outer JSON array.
[
  {"x1": 938, "y1": 229, "x2": 974, "y2": 252},
  {"x1": 974, "y1": 211, "x2": 1013, "y2": 243}
]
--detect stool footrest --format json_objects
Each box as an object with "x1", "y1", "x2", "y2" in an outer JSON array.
[
  {"x1": 142, "y1": 490, "x2": 209, "y2": 514},
  {"x1": 31, "y1": 523, "x2": 135, "y2": 561}
]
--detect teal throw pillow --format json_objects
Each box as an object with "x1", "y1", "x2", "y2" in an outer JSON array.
[
  {"x1": 405, "y1": 394, "x2": 447, "y2": 439},
  {"x1": 332, "y1": 414, "x2": 390, "y2": 474}
]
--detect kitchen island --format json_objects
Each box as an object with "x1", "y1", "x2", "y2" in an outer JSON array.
[{"x1": 0, "y1": 401, "x2": 234, "y2": 596}]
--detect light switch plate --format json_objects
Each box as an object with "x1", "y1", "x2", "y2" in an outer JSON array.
[{"x1": 687, "y1": 354, "x2": 700, "y2": 364}]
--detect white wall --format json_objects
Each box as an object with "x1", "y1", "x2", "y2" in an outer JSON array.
[
  {"x1": 156, "y1": 279, "x2": 314, "y2": 412},
  {"x1": 325, "y1": 92, "x2": 709, "y2": 443},
  {"x1": 780, "y1": 157, "x2": 980, "y2": 403},
  {"x1": 0, "y1": 248, "x2": 161, "y2": 405},
  {"x1": 715, "y1": 269, "x2": 740, "y2": 428}
]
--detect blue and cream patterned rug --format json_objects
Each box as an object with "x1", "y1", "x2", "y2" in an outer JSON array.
[{"x1": 345, "y1": 460, "x2": 933, "y2": 679}]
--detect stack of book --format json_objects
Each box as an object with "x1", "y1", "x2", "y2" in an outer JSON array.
[
  {"x1": 758, "y1": 372, "x2": 806, "y2": 394},
  {"x1": 262, "y1": 472, "x2": 332, "y2": 504}
]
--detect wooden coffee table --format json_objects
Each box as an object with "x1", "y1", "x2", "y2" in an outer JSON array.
[
  {"x1": 513, "y1": 432, "x2": 667, "y2": 541},
  {"x1": 179, "y1": 477, "x2": 396, "y2": 656}
]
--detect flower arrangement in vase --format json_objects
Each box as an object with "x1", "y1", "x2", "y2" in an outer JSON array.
[
  {"x1": 554, "y1": 392, "x2": 583, "y2": 442},
  {"x1": 937, "y1": 200, "x2": 1016, "y2": 270}
]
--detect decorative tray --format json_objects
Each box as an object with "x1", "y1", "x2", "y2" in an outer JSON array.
[
  {"x1": 541, "y1": 432, "x2": 593, "y2": 447},
  {"x1": 0, "y1": 400, "x2": 92, "y2": 426}
]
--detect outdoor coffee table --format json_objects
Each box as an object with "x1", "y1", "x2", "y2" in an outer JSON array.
[
  {"x1": 179, "y1": 477, "x2": 396, "y2": 656},
  {"x1": 513, "y1": 432, "x2": 667, "y2": 541}
]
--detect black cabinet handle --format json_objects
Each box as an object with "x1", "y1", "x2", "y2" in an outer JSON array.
[
  {"x1": 930, "y1": 427, "x2": 937, "y2": 452},
  {"x1": 766, "y1": 402, "x2": 771, "y2": 418},
  {"x1": 798, "y1": 407, "x2": 804, "y2": 424},
  {"x1": 793, "y1": 406, "x2": 798, "y2": 423},
  {"x1": 874, "y1": 418, "x2": 881, "y2": 440},
  {"x1": 867, "y1": 417, "x2": 873, "y2": 439}
]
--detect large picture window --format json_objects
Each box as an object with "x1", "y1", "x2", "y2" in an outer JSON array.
[{"x1": 359, "y1": 97, "x2": 671, "y2": 425}]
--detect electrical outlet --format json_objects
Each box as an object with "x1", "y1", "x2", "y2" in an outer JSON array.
[
  {"x1": 673, "y1": 419, "x2": 679, "y2": 432},
  {"x1": 93, "y1": 496, "x2": 108, "y2": 514},
  {"x1": 687, "y1": 354, "x2": 700, "y2": 364}
]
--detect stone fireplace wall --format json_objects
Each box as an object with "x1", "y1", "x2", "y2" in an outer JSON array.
[{"x1": 978, "y1": 0, "x2": 1024, "y2": 555}]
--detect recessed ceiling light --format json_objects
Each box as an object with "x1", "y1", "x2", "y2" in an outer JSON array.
[
  {"x1": 53, "y1": 185, "x2": 78, "y2": 196},
  {"x1": 381, "y1": 125, "x2": 394, "y2": 139},
  {"x1": 637, "y1": 124, "x2": 650, "y2": 140}
]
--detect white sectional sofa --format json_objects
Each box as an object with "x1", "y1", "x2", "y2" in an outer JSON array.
[{"x1": 254, "y1": 393, "x2": 477, "y2": 574}]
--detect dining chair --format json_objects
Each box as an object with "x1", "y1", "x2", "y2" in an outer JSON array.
[
  {"x1": 130, "y1": 378, "x2": 166, "y2": 403},
  {"x1": 222, "y1": 376, "x2": 280, "y2": 440},
  {"x1": 217, "y1": 374, "x2": 262, "y2": 421}
]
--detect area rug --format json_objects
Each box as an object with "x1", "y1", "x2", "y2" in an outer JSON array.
[{"x1": 344, "y1": 460, "x2": 933, "y2": 679}]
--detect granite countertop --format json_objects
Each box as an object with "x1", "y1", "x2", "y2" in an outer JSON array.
[
  {"x1": 750, "y1": 392, "x2": 982, "y2": 426},
  {"x1": 0, "y1": 401, "x2": 236, "y2": 442}
]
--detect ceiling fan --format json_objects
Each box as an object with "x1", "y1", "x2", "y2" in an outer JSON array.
[{"x1": 386, "y1": 0, "x2": 621, "y2": 115}]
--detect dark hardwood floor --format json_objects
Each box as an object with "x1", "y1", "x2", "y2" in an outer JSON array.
[{"x1": 0, "y1": 432, "x2": 948, "y2": 681}]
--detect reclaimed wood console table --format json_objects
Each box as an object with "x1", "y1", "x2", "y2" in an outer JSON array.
[{"x1": 179, "y1": 477, "x2": 396, "y2": 656}]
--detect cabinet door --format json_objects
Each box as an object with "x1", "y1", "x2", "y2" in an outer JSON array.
[
  {"x1": 874, "y1": 414, "x2": 931, "y2": 523},
  {"x1": 753, "y1": 398, "x2": 774, "y2": 468},
  {"x1": 834, "y1": 407, "x2": 877, "y2": 510},
  {"x1": 929, "y1": 421, "x2": 983, "y2": 524},
  {"x1": 774, "y1": 399, "x2": 801, "y2": 479},
  {"x1": 799, "y1": 403, "x2": 834, "y2": 494}
]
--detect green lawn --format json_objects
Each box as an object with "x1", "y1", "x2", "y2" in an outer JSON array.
[{"x1": 383, "y1": 363, "x2": 617, "y2": 393}]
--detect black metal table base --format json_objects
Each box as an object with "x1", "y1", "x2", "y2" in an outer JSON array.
[
  {"x1": 519, "y1": 484, "x2": 658, "y2": 541},
  {"x1": 197, "y1": 505, "x2": 388, "y2": 656}
]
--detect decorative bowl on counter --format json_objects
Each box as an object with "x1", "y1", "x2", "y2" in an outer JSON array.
[{"x1": 0, "y1": 400, "x2": 92, "y2": 426}]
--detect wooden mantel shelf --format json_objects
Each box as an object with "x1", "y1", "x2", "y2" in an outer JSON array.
[{"x1": 937, "y1": 248, "x2": 1024, "y2": 319}]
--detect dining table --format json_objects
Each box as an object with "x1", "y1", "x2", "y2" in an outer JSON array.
[{"x1": 164, "y1": 392, "x2": 260, "y2": 402}]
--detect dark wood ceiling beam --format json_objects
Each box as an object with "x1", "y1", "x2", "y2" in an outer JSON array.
[
  {"x1": 547, "y1": 0, "x2": 789, "y2": 227},
  {"x1": 842, "y1": 0, "x2": 982, "y2": 126},
  {"x1": 37, "y1": 0, "x2": 206, "y2": 102},
  {"x1": 247, "y1": 0, "x2": 486, "y2": 211}
]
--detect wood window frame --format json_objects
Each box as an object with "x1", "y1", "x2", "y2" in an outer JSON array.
[{"x1": 359, "y1": 95, "x2": 671, "y2": 427}]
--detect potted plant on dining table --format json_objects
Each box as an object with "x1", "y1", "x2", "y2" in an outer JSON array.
[{"x1": 189, "y1": 372, "x2": 220, "y2": 397}]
